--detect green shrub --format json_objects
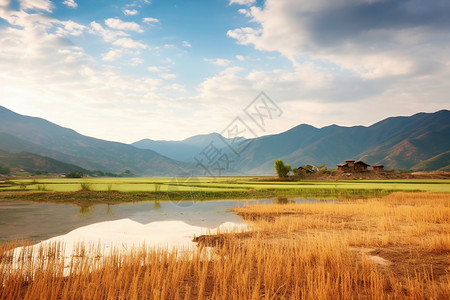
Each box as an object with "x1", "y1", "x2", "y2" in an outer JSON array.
[
  {"x1": 67, "y1": 171, "x2": 83, "y2": 178},
  {"x1": 37, "y1": 184, "x2": 47, "y2": 191},
  {"x1": 80, "y1": 183, "x2": 91, "y2": 191},
  {"x1": 0, "y1": 165, "x2": 10, "y2": 175},
  {"x1": 274, "y1": 160, "x2": 292, "y2": 178}
]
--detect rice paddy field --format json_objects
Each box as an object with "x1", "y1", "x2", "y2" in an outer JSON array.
[
  {"x1": 0, "y1": 177, "x2": 449, "y2": 202},
  {"x1": 0, "y1": 177, "x2": 449, "y2": 299}
]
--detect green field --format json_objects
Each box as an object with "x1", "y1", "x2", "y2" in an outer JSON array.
[{"x1": 0, "y1": 177, "x2": 449, "y2": 203}]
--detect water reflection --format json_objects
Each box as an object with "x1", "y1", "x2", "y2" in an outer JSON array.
[
  {"x1": 276, "y1": 196, "x2": 288, "y2": 204},
  {"x1": 0, "y1": 197, "x2": 335, "y2": 243},
  {"x1": 78, "y1": 205, "x2": 94, "y2": 216},
  {"x1": 154, "y1": 201, "x2": 161, "y2": 210},
  {"x1": 106, "y1": 204, "x2": 115, "y2": 216}
]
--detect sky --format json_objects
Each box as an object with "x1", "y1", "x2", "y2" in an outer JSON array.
[{"x1": 0, "y1": 0, "x2": 449, "y2": 143}]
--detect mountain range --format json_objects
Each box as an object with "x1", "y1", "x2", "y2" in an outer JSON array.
[
  {"x1": 0, "y1": 105, "x2": 449, "y2": 175},
  {"x1": 133, "y1": 110, "x2": 450, "y2": 174},
  {"x1": 0, "y1": 149, "x2": 88, "y2": 175},
  {"x1": 0, "y1": 106, "x2": 189, "y2": 176}
]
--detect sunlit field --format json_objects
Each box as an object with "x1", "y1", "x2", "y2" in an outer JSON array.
[
  {"x1": 1, "y1": 192, "x2": 448, "y2": 299},
  {"x1": 1, "y1": 178, "x2": 449, "y2": 203}
]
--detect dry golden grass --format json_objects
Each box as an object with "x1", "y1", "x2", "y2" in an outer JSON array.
[
  {"x1": 1, "y1": 192, "x2": 449, "y2": 299},
  {"x1": 236, "y1": 192, "x2": 450, "y2": 250}
]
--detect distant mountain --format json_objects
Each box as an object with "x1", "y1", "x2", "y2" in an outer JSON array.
[
  {"x1": 411, "y1": 151, "x2": 450, "y2": 172},
  {"x1": 131, "y1": 110, "x2": 450, "y2": 175},
  {"x1": 0, "y1": 106, "x2": 190, "y2": 176},
  {"x1": 1, "y1": 105, "x2": 448, "y2": 176},
  {"x1": 132, "y1": 133, "x2": 246, "y2": 162},
  {"x1": 0, "y1": 149, "x2": 88, "y2": 174},
  {"x1": 0, "y1": 132, "x2": 86, "y2": 167},
  {"x1": 232, "y1": 110, "x2": 450, "y2": 174}
]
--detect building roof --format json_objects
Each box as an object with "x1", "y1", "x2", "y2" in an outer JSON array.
[{"x1": 355, "y1": 160, "x2": 370, "y2": 166}]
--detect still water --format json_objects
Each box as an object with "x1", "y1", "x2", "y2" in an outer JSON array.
[{"x1": 0, "y1": 198, "x2": 333, "y2": 243}]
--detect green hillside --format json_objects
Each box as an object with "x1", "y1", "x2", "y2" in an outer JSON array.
[
  {"x1": 234, "y1": 110, "x2": 450, "y2": 174},
  {"x1": 0, "y1": 150, "x2": 89, "y2": 174},
  {"x1": 412, "y1": 151, "x2": 450, "y2": 172},
  {"x1": 1, "y1": 105, "x2": 448, "y2": 176},
  {"x1": 0, "y1": 106, "x2": 190, "y2": 176}
]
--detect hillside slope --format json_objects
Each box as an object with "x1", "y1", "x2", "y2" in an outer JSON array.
[
  {"x1": 132, "y1": 133, "x2": 238, "y2": 162},
  {"x1": 411, "y1": 151, "x2": 450, "y2": 172},
  {"x1": 0, "y1": 106, "x2": 190, "y2": 176},
  {"x1": 0, "y1": 150, "x2": 89, "y2": 174},
  {"x1": 1, "y1": 106, "x2": 448, "y2": 176},
  {"x1": 234, "y1": 110, "x2": 450, "y2": 174}
]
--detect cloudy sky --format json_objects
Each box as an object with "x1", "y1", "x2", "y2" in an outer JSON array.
[{"x1": 0, "y1": 0, "x2": 449, "y2": 143}]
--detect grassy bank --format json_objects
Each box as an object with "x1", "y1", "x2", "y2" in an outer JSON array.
[
  {"x1": 1, "y1": 192, "x2": 449, "y2": 299},
  {"x1": 0, "y1": 177, "x2": 449, "y2": 205}
]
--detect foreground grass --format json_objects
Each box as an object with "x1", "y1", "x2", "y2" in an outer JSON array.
[{"x1": 1, "y1": 192, "x2": 448, "y2": 299}]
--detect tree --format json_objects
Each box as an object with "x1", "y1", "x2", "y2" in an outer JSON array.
[
  {"x1": 66, "y1": 171, "x2": 83, "y2": 178},
  {"x1": 0, "y1": 165, "x2": 10, "y2": 175},
  {"x1": 274, "y1": 159, "x2": 292, "y2": 178}
]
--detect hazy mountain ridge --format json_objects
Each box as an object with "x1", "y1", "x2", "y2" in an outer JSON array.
[
  {"x1": 411, "y1": 151, "x2": 450, "y2": 172},
  {"x1": 236, "y1": 110, "x2": 450, "y2": 174},
  {"x1": 132, "y1": 133, "x2": 246, "y2": 162},
  {"x1": 132, "y1": 110, "x2": 449, "y2": 175},
  {"x1": 0, "y1": 106, "x2": 190, "y2": 176},
  {"x1": 0, "y1": 149, "x2": 88, "y2": 174},
  {"x1": 0, "y1": 132, "x2": 104, "y2": 170},
  {"x1": 0, "y1": 106, "x2": 448, "y2": 176}
]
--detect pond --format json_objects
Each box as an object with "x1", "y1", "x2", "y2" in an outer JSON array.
[{"x1": 0, "y1": 197, "x2": 335, "y2": 246}]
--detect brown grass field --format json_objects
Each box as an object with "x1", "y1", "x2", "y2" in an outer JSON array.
[{"x1": 1, "y1": 192, "x2": 449, "y2": 299}]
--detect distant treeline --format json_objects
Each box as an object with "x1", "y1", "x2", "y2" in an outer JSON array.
[
  {"x1": 66, "y1": 170, "x2": 135, "y2": 178},
  {"x1": 0, "y1": 165, "x2": 10, "y2": 175}
]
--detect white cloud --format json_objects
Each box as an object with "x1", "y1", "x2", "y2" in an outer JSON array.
[
  {"x1": 182, "y1": 40, "x2": 191, "y2": 47},
  {"x1": 102, "y1": 49, "x2": 123, "y2": 62},
  {"x1": 123, "y1": 9, "x2": 138, "y2": 16},
  {"x1": 1, "y1": 0, "x2": 448, "y2": 144},
  {"x1": 62, "y1": 0, "x2": 78, "y2": 9},
  {"x1": 204, "y1": 58, "x2": 232, "y2": 67},
  {"x1": 0, "y1": 5, "x2": 192, "y2": 142},
  {"x1": 89, "y1": 21, "x2": 146, "y2": 49},
  {"x1": 237, "y1": 8, "x2": 251, "y2": 17},
  {"x1": 105, "y1": 18, "x2": 143, "y2": 33},
  {"x1": 113, "y1": 37, "x2": 147, "y2": 49},
  {"x1": 229, "y1": 0, "x2": 256, "y2": 6},
  {"x1": 56, "y1": 20, "x2": 86, "y2": 36},
  {"x1": 159, "y1": 73, "x2": 177, "y2": 80},
  {"x1": 194, "y1": 61, "x2": 450, "y2": 135},
  {"x1": 19, "y1": 0, "x2": 53, "y2": 12},
  {"x1": 147, "y1": 66, "x2": 169, "y2": 73},
  {"x1": 142, "y1": 17, "x2": 159, "y2": 24},
  {"x1": 129, "y1": 57, "x2": 143, "y2": 66},
  {"x1": 89, "y1": 21, "x2": 129, "y2": 42},
  {"x1": 227, "y1": 0, "x2": 450, "y2": 80}
]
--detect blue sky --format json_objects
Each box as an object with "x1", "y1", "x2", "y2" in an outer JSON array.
[{"x1": 0, "y1": 0, "x2": 449, "y2": 143}]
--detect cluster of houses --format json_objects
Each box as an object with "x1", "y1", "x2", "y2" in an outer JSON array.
[
  {"x1": 336, "y1": 160, "x2": 384, "y2": 172},
  {"x1": 295, "y1": 159, "x2": 384, "y2": 175}
]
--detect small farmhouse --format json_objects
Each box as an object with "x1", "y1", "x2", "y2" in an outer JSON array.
[
  {"x1": 336, "y1": 160, "x2": 370, "y2": 172},
  {"x1": 296, "y1": 165, "x2": 314, "y2": 174},
  {"x1": 372, "y1": 164, "x2": 385, "y2": 172}
]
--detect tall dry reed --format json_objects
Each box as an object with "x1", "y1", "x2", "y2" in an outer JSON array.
[{"x1": 1, "y1": 192, "x2": 448, "y2": 299}]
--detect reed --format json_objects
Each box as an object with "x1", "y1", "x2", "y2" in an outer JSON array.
[{"x1": 1, "y1": 192, "x2": 449, "y2": 299}]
